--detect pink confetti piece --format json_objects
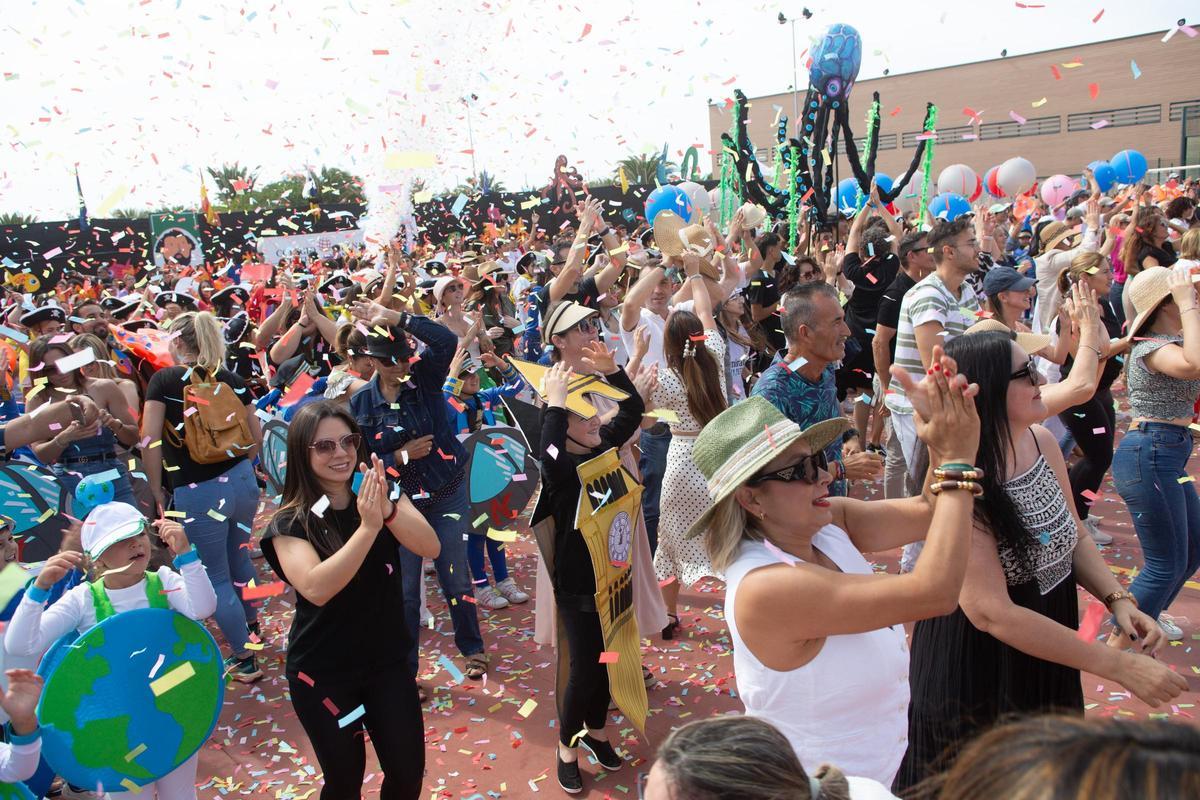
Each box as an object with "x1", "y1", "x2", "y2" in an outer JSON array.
[
  {"x1": 1077, "y1": 601, "x2": 1105, "y2": 642},
  {"x1": 1090, "y1": 120, "x2": 1110, "y2": 129},
  {"x1": 1009, "y1": 110, "x2": 1027, "y2": 125}
]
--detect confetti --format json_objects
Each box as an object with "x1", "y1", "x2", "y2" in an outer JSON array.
[
  {"x1": 149, "y1": 662, "x2": 195, "y2": 697},
  {"x1": 338, "y1": 705, "x2": 367, "y2": 728}
]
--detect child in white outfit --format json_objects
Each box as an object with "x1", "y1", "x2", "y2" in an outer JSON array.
[{"x1": 4, "y1": 502, "x2": 217, "y2": 799}]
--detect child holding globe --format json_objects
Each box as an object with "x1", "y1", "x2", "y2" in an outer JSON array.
[{"x1": 4, "y1": 502, "x2": 217, "y2": 799}]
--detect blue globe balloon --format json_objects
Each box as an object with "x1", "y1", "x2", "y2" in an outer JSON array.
[
  {"x1": 1087, "y1": 160, "x2": 1117, "y2": 193},
  {"x1": 1109, "y1": 150, "x2": 1147, "y2": 184},
  {"x1": 836, "y1": 178, "x2": 867, "y2": 216},
  {"x1": 644, "y1": 186, "x2": 694, "y2": 224},
  {"x1": 928, "y1": 193, "x2": 971, "y2": 221},
  {"x1": 873, "y1": 173, "x2": 895, "y2": 197},
  {"x1": 73, "y1": 474, "x2": 115, "y2": 519}
]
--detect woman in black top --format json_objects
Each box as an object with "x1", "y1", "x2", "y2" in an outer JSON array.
[
  {"x1": 262, "y1": 401, "x2": 440, "y2": 800},
  {"x1": 538, "y1": 354, "x2": 644, "y2": 794}
]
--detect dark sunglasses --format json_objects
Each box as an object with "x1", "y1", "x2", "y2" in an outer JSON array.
[
  {"x1": 309, "y1": 433, "x2": 362, "y2": 455},
  {"x1": 572, "y1": 319, "x2": 597, "y2": 334},
  {"x1": 1009, "y1": 356, "x2": 1038, "y2": 387},
  {"x1": 746, "y1": 449, "x2": 828, "y2": 486}
]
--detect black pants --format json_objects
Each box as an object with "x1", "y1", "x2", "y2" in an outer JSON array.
[
  {"x1": 289, "y1": 666, "x2": 425, "y2": 800},
  {"x1": 558, "y1": 604, "x2": 610, "y2": 746},
  {"x1": 1059, "y1": 387, "x2": 1116, "y2": 520}
]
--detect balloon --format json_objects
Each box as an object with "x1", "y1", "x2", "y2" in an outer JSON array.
[
  {"x1": 997, "y1": 157, "x2": 1037, "y2": 197},
  {"x1": 74, "y1": 474, "x2": 115, "y2": 519},
  {"x1": 708, "y1": 188, "x2": 721, "y2": 211},
  {"x1": 1087, "y1": 160, "x2": 1117, "y2": 193},
  {"x1": 892, "y1": 170, "x2": 924, "y2": 215},
  {"x1": 928, "y1": 193, "x2": 971, "y2": 221},
  {"x1": 808, "y1": 24, "x2": 862, "y2": 104},
  {"x1": 1109, "y1": 149, "x2": 1147, "y2": 184},
  {"x1": 677, "y1": 181, "x2": 711, "y2": 219},
  {"x1": 984, "y1": 166, "x2": 1006, "y2": 198},
  {"x1": 937, "y1": 164, "x2": 979, "y2": 201},
  {"x1": 1040, "y1": 174, "x2": 1080, "y2": 208},
  {"x1": 836, "y1": 178, "x2": 864, "y2": 216},
  {"x1": 644, "y1": 186, "x2": 693, "y2": 225}
]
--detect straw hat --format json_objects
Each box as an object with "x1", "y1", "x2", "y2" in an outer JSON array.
[
  {"x1": 1125, "y1": 266, "x2": 1175, "y2": 340},
  {"x1": 1038, "y1": 221, "x2": 1079, "y2": 252},
  {"x1": 964, "y1": 318, "x2": 1051, "y2": 355},
  {"x1": 652, "y1": 211, "x2": 720, "y2": 280},
  {"x1": 739, "y1": 202, "x2": 767, "y2": 230},
  {"x1": 472, "y1": 260, "x2": 506, "y2": 285},
  {"x1": 685, "y1": 397, "x2": 848, "y2": 539}
]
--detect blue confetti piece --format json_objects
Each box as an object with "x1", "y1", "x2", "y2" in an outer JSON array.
[
  {"x1": 337, "y1": 704, "x2": 366, "y2": 728},
  {"x1": 438, "y1": 654, "x2": 465, "y2": 684}
]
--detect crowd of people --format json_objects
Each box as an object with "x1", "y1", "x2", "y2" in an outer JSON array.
[{"x1": 0, "y1": 170, "x2": 1196, "y2": 799}]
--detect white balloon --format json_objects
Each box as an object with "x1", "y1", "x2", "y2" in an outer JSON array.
[
  {"x1": 937, "y1": 164, "x2": 978, "y2": 198},
  {"x1": 677, "y1": 181, "x2": 711, "y2": 218},
  {"x1": 997, "y1": 157, "x2": 1037, "y2": 197},
  {"x1": 892, "y1": 169, "x2": 924, "y2": 215}
]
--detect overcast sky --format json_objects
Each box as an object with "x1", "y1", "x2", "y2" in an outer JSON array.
[{"x1": 0, "y1": 0, "x2": 1193, "y2": 220}]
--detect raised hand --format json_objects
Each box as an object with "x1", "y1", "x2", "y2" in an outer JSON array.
[
  {"x1": 579, "y1": 341, "x2": 618, "y2": 375},
  {"x1": 399, "y1": 434, "x2": 434, "y2": 462},
  {"x1": 0, "y1": 669, "x2": 43, "y2": 735},
  {"x1": 152, "y1": 518, "x2": 190, "y2": 555},
  {"x1": 35, "y1": 550, "x2": 84, "y2": 590},
  {"x1": 632, "y1": 364, "x2": 658, "y2": 405},
  {"x1": 893, "y1": 346, "x2": 980, "y2": 463},
  {"x1": 543, "y1": 362, "x2": 573, "y2": 408},
  {"x1": 356, "y1": 461, "x2": 385, "y2": 531}
]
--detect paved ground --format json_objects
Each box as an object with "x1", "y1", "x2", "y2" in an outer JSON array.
[{"x1": 196, "y1": 428, "x2": 1200, "y2": 799}]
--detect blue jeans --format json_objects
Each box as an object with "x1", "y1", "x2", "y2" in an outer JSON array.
[
  {"x1": 398, "y1": 481, "x2": 483, "y2": 675},
  {"x1": 1109, "y1": 280, "x2": 1126, "y2": 329},
  {"x1": 1112, "y1": 423, "x2": 1200, "y2": 620},
  {"x1": 467, "y1": 534, "x2": 509, "y2": 586},
  {"x1": 638, "y1": 426, "x2": 671, "y2": 555},
  {"x1": 173, "y1": 459, "x2": 259, "y2": 653},
  {"x1": 54, "y1": 458, "x2": 137, "y2": 515}
]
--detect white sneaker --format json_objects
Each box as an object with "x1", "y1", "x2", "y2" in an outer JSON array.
[
  {"x1": 1159, "y1": 615, "x2": 1184, "y2": 641},
  {"x1": 495, "y1": 577, "x2": 530, "y2": 604},
  {"x1": 1083, "y1": 517, "x2": 1112, "y2": 545},
  {"x1": 475, "y1": 584, "x2": 510, "y2": 610}
]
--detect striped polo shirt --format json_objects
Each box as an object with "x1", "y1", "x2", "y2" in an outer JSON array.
[{"x1": 885, "y1": 272, "x2": 980, "y2": 415}]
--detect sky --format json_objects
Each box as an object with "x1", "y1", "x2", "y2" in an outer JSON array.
[{"x1": 0, "y1": 0, "x2": 1194, "y2": 221}]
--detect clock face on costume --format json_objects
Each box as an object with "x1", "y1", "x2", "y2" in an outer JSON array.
[{"x1": 608, "y1": 511, "x2": 632, "y2": 565}]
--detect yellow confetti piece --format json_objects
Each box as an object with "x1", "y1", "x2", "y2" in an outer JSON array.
[
  {"x1": 149, "y1": 661, "x2": 195, "y2": 697},
  {"x1": 242, "y1": 641, "x2": 264, "y2": 651},
  {"x1": 383, "y1": 151, "x2": 436, "y2": 170},
  {"x1": 125, "y1": 743, "x2": 147, "y2": 762},
  {"x1": 119, "y1": 779, "x2": 141, "y2": 793},
  {"x1": 1179, "y1": 476, "x2": 1196, "y2": 484},
  {"x1": 644, "y1": 408, "x2": 680, "y2": 423},
  {"x1": 164, "y1": 510, "x2": 186, "y2": 519},
  {"x1": 1032, "y1": 97, "x2": 1048, "y2": 108},
  {"x1": 519, "y1": 197, "x2": 541, "y2": 210},
  {"x1": 487, "y1": 528, "x2": 518, "y2": 543},
  {"x1": 517, "y1": 698, "x2": 538, "y2": 718},
  {"x1": 35, "y1": 508, "x2": 54, "y2": 524},
  {"x1": 97, "y1": 185, "x2": 130, "y2": 217},
  {"x1": 206, "y1": 508, "x2": 227, "y2": 522}
]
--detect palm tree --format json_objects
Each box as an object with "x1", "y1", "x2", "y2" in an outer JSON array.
[
  {"x1": 205, "y1": 162, "x2": 260, "y2": 210},
  {"x1": 109, "y1": 208, "x2": 145, "y2": 220},
  {"x1": 0, "y1": 212, "x2": 38, "y2": 225},
  {"x1": 317, "y1": 166, "x2": 365, "y2": 204},
  {"x1": 613, "y1": 153, "x2": 677, "y2": 185},
  {"x1": 476, "y1": 170, "x2": 506, "y2": 194}
]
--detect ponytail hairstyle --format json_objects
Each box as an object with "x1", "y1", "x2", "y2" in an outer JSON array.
[
  {"x1": 663, "y1": 310, "x2": 727, "y2": 427},
  {"x1": 171, "y1": 311, "x2": 226, "y2": 373},
  {"x1": 334, "y1": 323, "x2": 368, "y2": 360},
  {"x1": 1056, "y1": 251, "x2": 1107, "y2": 295}
]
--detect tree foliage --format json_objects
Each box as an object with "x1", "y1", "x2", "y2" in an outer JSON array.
[{"x1": 613, "y1": 153, "x2": 677, "y2": 185}]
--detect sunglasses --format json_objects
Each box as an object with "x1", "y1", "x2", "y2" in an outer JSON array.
[
  {"x1": 746, "y1": 449, "x2": 829, "y2": 486},
  {"x1": 571, "y1": 319, "x2": 597, "y2": 334},
  {"x1": 1009, "y1": 356, "x2": 1038, "y2": 387},
  {"x1": 309, "y1": 433, "x2": 362, "y2": 455}
]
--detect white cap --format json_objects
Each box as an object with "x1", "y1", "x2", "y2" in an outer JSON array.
[
  {"x1": 432, "y1": 276, "x2": 458, "y2": 305},
  {"x1": 82, "y1": 502, "x2": 148, "y2": 560}
]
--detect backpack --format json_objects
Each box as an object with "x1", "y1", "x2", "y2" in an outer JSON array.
[{"x1": 164, "y1": 366, "x2": 255, "y2": 464}]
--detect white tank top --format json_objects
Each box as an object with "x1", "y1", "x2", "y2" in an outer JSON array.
[{"x1": 725, "y1": 526, "x2": 910, "y2": 786}]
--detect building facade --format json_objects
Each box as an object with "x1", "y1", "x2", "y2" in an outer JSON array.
[{"x1": 708, "y1": 28, "x2": 1200, "y2": 188}]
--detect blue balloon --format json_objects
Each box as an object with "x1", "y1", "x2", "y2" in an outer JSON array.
[
  {"x1": 1109, "y1": 149, "x2": 1147, "y2": 184},
  {"x1": 808, "y1": 23, "x2": 862, "y2": 104},
  {"x1": 836, "y1": 178, "x2": 862, "y2": 215},
  {"x1": 1087, "y1": 160, "x2": 1117, "y2": 193},
  {"x1": 874, "y1": 173, "x2": 894, "y2": 198},
  {"x1": 928, "y1": 193, "x2": 971, "y2": 222},
  {"x1": 644, "y1": 186, "x2": 693, "y2": 224},
  {"x1": 73, "y1": 474, "x2": 115, "y2": 519}
]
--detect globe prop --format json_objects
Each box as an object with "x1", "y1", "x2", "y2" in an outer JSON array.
[
  {"x1": 928, "y1": 193, "x2": 971, "y2": 221},
  {"x1": 36, "y1": 608, "x2": 223, "y2": 792}
]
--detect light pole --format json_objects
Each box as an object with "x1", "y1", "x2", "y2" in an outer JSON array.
[
  {"x1": 778, "y1": 13, "x2": 799, "y2": 132},
  {"x1": 462, "y1": 94, "x2": 478, "y2": 178}
]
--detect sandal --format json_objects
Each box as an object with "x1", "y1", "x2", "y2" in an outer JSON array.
[
  {"x1": 465, "y1": 656, "x2": 489, "y2": 680},
  {"x1": 661, "y1": 613, "x2": 680, "y2": 640}
]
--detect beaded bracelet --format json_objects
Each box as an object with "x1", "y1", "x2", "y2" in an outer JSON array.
[
  {"x1": 933, "y1": 465, "x2": 985, "y2": 482},
  {"x1": 929, "y1": 480, "x2": 984, "y2": 498}
]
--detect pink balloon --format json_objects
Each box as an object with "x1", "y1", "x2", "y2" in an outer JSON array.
[{"x1": 1040, "y1": 174, "x2": 1079, "y2": 208}]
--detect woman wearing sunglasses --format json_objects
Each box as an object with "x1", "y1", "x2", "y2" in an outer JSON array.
[
  {"x1": 261, "y1": 401, "x2": 440, "y2": 800},
  {"x1": 894, "y1": 331, "x2": 1186, "y2": 792},
  {"x1": 691, "y1": 347, "x2": 980, "y2": 786}
]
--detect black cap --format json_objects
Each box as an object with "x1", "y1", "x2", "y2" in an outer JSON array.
[{"x1": 359, "y1": 325, "x2": 414, "y2": 363}]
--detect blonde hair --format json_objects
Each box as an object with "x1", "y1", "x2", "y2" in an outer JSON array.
[
  {"x1": 1056, "y1": 250, "x2": 1107, "y2": 295},
  {"x1": 170, "y1": 311, "x2": 226, "y2": 373},
  {"x1": 70, "y1": 333, "x2": 120, "y2": 380},
  {"x1": 706, "y1": 494, "x2": 768, "y2": 573},
  {"x1": 1181, "y1": 228, "x2": 1200, "y2": 261}
]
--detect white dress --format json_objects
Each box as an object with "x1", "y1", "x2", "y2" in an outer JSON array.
[{"x1": 651, "y1": 329, "x2": 727, "y2": 586}]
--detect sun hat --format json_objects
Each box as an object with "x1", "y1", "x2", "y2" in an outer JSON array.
[
  {"x1": 983, "y1": 266, "x2": 1036, "y2": 296},
  {"x1": 988, "y1": 202, "x2": 1012, "y2": 214},
  {"x1": 1125, "y1": 266, "x2": 1175, "y2": 340},
  {"x1": 652, "y1": 211, "x2": 720, "y2": 280},
  {"x1": 964, "y1": 318, "x2": 1051, "y2": 355},
  {"x1": 1038, "y1": 221, "x2": 1079, "y2": 252},
  {"x1": 685, "y1": 397, "x2": 849, "y2": 539},
  {"x1": 543, "y1": 300, "x2": 598, "y2": 338},
  {"x1": 82, "y1": 502, "x2": 148, "y2": 561},
  {"x1": 432, "y1": 275, "x2": 459, "y2": 305},
  {"x1": 739, "y1": 202, "x2": 767, "y2": 230},
  {"x1": 472, "y1": 260, "x2": 506, "y2": 285}
]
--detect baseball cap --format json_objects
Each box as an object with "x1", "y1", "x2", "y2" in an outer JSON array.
[
  {"x1": 983, "y1": 266, "x2": 1037, "y2": 296},
  {"x1": 82, "y1": 502, "x2": 149, "y2": 560},
  {"x1": 988, "y1": 203, "x2": 1012, "y2": 214}
]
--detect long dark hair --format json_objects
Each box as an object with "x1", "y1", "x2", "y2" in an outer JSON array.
[
  {"x1": 272, "y1": 401, "x2": 370, "y2": 558},
  {"x1": 943, "y1": 332, "x2": 1035, "y2": 568},
  {"x1": 663, "y1": 310, "x2": 727, "y2": 426},
  {"x1": 28, "y1": 335, "x2": 87, "y2": 392}
]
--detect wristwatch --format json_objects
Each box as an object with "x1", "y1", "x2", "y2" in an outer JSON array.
[{"x1": 1102, "y1": 590, "x2": 1137, "y2": 610}]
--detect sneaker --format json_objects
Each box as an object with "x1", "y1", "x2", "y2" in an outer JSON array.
[
  {"x1": 1083, "y1": 517, "x2": 1113, "y2": 545},
  {"x1": 419, "y1": 606, "x2": 434, "y2": 627},
  {"x1": 58, "y1": 786, "x2": 103, "y2": 800},
  {"x1": 423, "y1": 559, "x2": 437, "y2": 575},
  {"x1": 474, "y1": 584, "x2": 510, "y2": 610},
  {"x1": 1159, "y1": 615, "x2": 1184, "y2": 641},
  {"x1": 225, "y1": 654, "x2": 264, "y2": 683},
  {"x1": 557, "y1": 752, "x2": 583, "y2": 794},
  {"x1": 580, "y1": 734, "x2": 623, "y2": 771},
  {"x1": 495, "y1": 577, "x2": 530, "y2": 604}
]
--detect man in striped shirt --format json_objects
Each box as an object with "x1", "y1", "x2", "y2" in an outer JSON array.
[{"x1": 885, "y1": 217, "x2": 982, "y2": 480}]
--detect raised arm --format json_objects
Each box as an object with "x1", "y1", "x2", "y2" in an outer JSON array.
[
  {"x1": 621, "y1": 265, "x2": 664, "y2": 333},
  {"x1": 549, "y1": 197, "x2": 600, "y2": 304}
]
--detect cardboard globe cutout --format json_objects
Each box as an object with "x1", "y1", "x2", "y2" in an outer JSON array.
[
  {"x1": 0, "y1": 462, "x2": 68, "y2": 563},
  {"x1": 460, "y1": 426, "x2": 539, "y2": 529}
]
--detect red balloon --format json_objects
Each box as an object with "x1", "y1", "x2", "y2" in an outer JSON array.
[
  {"x1": 969, "y1": 174, "x2": 983, "y2": 202},
  {"x1": 985, "y1": 166, "x2": 1006, "y2": 198}
]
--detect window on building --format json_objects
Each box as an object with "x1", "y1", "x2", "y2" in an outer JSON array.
[
  {"x1": 902, "y1": 125, "x2": 977, "y2": 148},
  {"x1": 835, "y1": 133, "x2": 897, "y2": 155},
  {"x1": 978, "y1": 115, "x2": 1061, "y2": 140},
  {"x1": 1067, "y1": 104, "x2": 1161, "y2": 131},
  {"x1": 1168, "y1": 99, "x2": 1200, "y2": 122}
]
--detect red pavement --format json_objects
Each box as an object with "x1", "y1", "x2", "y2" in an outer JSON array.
[{"x1": 196, "y1": 428, "x2": 1200, "y2": 799}]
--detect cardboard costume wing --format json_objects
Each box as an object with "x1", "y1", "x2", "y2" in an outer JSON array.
[
  {"x1": 461, "y1": 426, "x2": 539, "y2": 528},
  {"x1": 260, "y1": 418, "x2": 289, "y2": 497},
  {"x1": 0, "y1": 462, "x2": 68, "y2": 562},
  {"x1": 507, "y1": 358, "x2": 629, "y2": 420}
]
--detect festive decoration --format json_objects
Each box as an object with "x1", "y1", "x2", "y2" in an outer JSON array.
[
  {"x1": 461, "y1": 427, "x2": 540, "y2": 528},
  {"x1": 677, "y1": 181, "x2": 711, "y2": 218},
  {"x1": 507, "y1": 359, "x2": 629, "y2": 419},
  {"x1": 984, "y1": 166, "x2": 1006, "y2": 199},
  {"x1": 1110, "y1": 149, "x2": 1148, "y2": 184},
  {"x1": 937, "y1": 164, "x2": 979, "y2": 201},
  {"x1": 892, "y1": 169, "x2": 924, "y2": 215},
  {"x1": 643, "y1": 186, "x2": 694, "y2": 226},
  {"x1": 997, "y1": 157, "x2": 1037, "y2": 197},
  {"x1": 260, "y1": 417, "x2": 289, "y2": 497},
  {"x1": 1041, "y1": 174, "x2": 1080, "y2": 208},
  {"x1": 680, "y1": 146, "x2": 701, "y2": 182},
  {"x1": 73, "y1": 473, "x2": 115, "y2": 520},
  {"x1": 540, "y1": 155, "x2": 587, "y2": 214},
  {"x1": 1088, "y1": 160, "x2": 1117, "y2": 193},
  {"x1": 928, "y1": 193, "x2": 971, "y2": 221},
  {"x1": 917, "y1": 106, "x2": 939, "y2": 217},
  {"x1": 0, "y1": 462, "x2": 67, "y2": 563}
]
